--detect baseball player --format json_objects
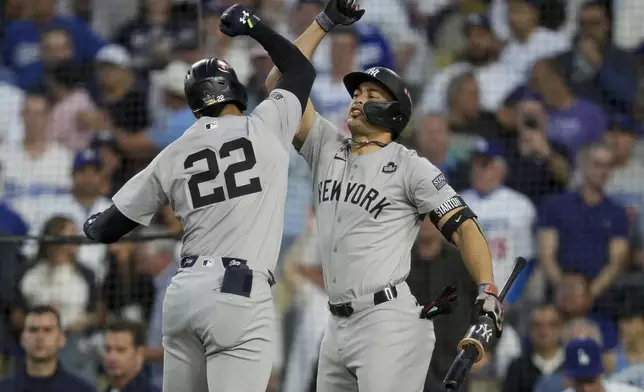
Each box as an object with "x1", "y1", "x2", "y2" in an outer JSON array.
[
  {"x1": 264, "y1": 1, "x2": 505, "y2": 391},
  {"x1": 82, "y1": 4, "x2": 316, "y2": 392}
]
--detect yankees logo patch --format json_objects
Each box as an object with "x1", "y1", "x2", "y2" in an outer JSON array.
[{"x1": 432, "y1": 173, "x2": 446, "y2": 190}]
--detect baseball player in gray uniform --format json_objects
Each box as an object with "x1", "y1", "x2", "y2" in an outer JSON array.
[
  {"x1": 265, "y1": 1, "x2": 505, "y2": 391},
  {"x1": 82, "y1": 4, "x2": 316, "y2": 392}
]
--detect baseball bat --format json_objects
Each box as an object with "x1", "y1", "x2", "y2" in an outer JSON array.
[{"x1": 442, "y1": 257, "x2": 527, "y2": 392}]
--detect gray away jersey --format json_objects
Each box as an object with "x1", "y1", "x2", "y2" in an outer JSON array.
[
  {"x1": 112, "y1": 89, "x2": 302, "y2": 273},
  {"x1": 299, "y1": 113, "x2": 458, "y2": 303}
]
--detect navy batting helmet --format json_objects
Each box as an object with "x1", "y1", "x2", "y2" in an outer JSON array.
[
  {"x1": 184, "y1": 58, "x2": 248, "y2": 115},
  {"x1": 343, "y1": 67, "x2": 412, "y2": 138}
]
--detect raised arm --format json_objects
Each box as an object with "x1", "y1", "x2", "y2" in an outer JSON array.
[{"x1": 265, "y1": 0, "x2": 364, "y2": 149}]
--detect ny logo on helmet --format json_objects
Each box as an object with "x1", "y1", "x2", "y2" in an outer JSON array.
[{"x1": 365, "y1": 68, "x2": 380, "y2": 77}]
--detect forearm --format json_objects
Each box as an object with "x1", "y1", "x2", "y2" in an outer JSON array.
[
  {"x1": 144, "y1": 346, "x2": 164, "y2": 362},
  {"x1": 265, "y1": 21, "x2": 326, "y2": 92},
  {"x1": 250, "y1": 20, "x2": 315, "y2": 111},
  {"x1": 85, "y1": 205, "x2": 139, "y2": 244},
  {"x1": 590, "y1": 262, "x2": 624, "y2": 298},
  {"x1": 545, "y1": 153, "x2": 570, "y2": 185},
  {"x1": 453, "y1": 220, "x2": 495, "y2": 285},
  {"x1": 541, "y1": 257, "x2": 563, "y2": 284}
]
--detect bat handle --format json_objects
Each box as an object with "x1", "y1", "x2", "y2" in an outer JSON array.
[{"x1": 443, "y1": 344, "x2": 478, "y2": 391}]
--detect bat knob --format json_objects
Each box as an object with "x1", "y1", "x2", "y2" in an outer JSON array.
[{"x1": 444, "y1": 381, "x2": 458, "y2": 391}]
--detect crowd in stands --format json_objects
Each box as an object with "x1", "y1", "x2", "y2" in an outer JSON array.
[{"x1": 2, "y1": 0, "x2": 644, "y2": 391}]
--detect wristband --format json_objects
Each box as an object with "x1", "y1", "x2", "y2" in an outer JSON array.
[
  {"x1": 315, "y1": 12, "x2": 335, "y2": 32},
  {"x1": 477, "y1": 283, "x2": 499, "y2": 296}
]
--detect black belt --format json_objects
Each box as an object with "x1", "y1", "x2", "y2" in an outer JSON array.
[{"x1": 328, "y1": 285, "x2": 398, "y2": 318}]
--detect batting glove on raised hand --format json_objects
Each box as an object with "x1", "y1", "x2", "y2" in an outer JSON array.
[
  {"x1": 420, "y1": 285, "x2": 457, "y2": 320},
  {"x1": 219, "y1": 4, "x2": 260, "y2": 38},
  {"x1": 316, "y1": 0, "x2": 365, "y2": 32},
  {"x1": 473, "y1": 283, "x2": 504, "y2": 337}
]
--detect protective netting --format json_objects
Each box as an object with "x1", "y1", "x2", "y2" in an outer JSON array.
[{"x1": 1, "y1": 0, "x2": 644, "y2": 391}]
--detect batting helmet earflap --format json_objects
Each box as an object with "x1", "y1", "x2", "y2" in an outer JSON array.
[
  {"x1": 342, "y1": 67, "x2": 412, "y2": 139},
  {"x1": 184, "y1": 58, "x2": 248, "y2": 116}
]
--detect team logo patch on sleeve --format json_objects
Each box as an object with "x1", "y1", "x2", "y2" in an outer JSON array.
[
  {"x1": 432, "y1": 174, "x2": 447, "y2": 190},
  {"x1": 382, "y1": 162, "x2": 397, "y2": 173}
]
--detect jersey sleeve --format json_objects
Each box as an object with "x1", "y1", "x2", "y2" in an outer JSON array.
[
  {"x1": 111, "y1": 156, "x2": 168, "y2": 226},
  {"x1": 298, "y1": 113, "x2": 344, "y2": 170},
  {"x1": 406, "y1": 154, "x2": 458, "y2": 215},
  {"x1": 249, "y1": 88, "x2": 303, "y2": 148}
]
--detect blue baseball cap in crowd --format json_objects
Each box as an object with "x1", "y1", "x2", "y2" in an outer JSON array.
[
  {"x1": 472, "y1": 138, "x2": 505, "y2": 159},
  {"x1": 607, "y1": 113, "x2": 639, "y2": 135},
  {"x1": 464, "y1": 13, "x2": 492, "y2": 33},
  {"x1": 564, "y1": 338, "x2": 603, "y2": 379},
  {"x1": 73, "y1": 149, "x2": 103, "y2": 172}
]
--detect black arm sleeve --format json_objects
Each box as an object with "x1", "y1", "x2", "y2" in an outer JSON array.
[
  {"x1": 249, "y1": 21, "x2": 316, "y2": 112},
  {"x1": 86, "y1": 205, "x2": 140, "y2": 244}
]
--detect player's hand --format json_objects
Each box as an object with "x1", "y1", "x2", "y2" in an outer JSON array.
[
  {"x1": 219, "y1": 4, "x2": 260, "y2": 37},
  {"x1": 474, "y1": 283, "x2": 504, "y2": 337},
  {"x1": 420, "y1": 285, "x2": 457, "y2": 319},
  {"x1": 83, "y1": 213, "x2": 100, "y2": 240},
  {"x1": 316, "y1": 0, "x2": 365, "y2": 32}
]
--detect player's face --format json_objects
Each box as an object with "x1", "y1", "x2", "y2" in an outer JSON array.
[
  {"x1": 21, "y1": 313, "x2": 64, "y2": 362},
  {"x1": 347, "y1": 81, "x2": 393, "y2": 135},
  {"x1": 104, "y1": 331, "x2": 143, "y2": 379},
  {"x1": 618, "y1": 316, "x2": 644, "y2": 347}
]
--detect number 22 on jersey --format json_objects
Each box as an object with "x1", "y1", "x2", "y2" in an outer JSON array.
[{"x1": 183, "y1": 137, "x2": 263, "y2": 209}]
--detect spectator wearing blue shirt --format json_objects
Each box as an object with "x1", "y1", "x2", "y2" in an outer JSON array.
[
  {"x1": 112, "y1": 60, "x2": 193, "y2": 154},
  {"x1": 555, "y1": 1, "x2": 637, "y2": 113},
  {"x1": 1, "y1": 0, "x2": 105, "y2": 89},
  {"x1": 530, "y1": 58, "x2": 607, "y2": 159},
  {"x1": 0, "y1": 305, "x2": 96, "y2": 392},
  {"x1": 103, "y1": 320, "x2": 160, "y2": 392},
  {"x1": 537, "y1": 142, "x2": 630, "y2": 307},
  {"x1": 354, "y1": 23, "x2": 395, "y2": 70}
]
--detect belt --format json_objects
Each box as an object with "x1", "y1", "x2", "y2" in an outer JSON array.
[
  {"x1": 178, "y1": 255, "x2": 276, "y2": 287},
  {"x1": 328, "y1": 284, "x2": 400, "y2": 318}
]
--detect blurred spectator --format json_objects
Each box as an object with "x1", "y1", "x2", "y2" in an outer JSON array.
[
  {"x1": 13, "y1": 216, "x2": 100, "y2": 384},
  {"x1": 135, "y1": 235, "x2": 178, "y2": 389},
  {"x1": 114, "y1": 60, "x2": 192, "y2": 155},
  {"x1": 555, "y1": 1, "x2": 637, "y2": 113},
  {"x1": 537, "y1": 143, "x2": 629, "y2": 303},
  {"x1": 612, "y1": 363, "x2": 644, "y2": 391},
  {"x1": 93, "y1": 44, "x2": 152, "y2": 181},
  {"x1": 25, "y1": 149, "x2": 111, "y2": 281},
  {"x1": 503, "y1": 98, "x2": 570, "y2": 205},
  {"x1": 0, "y1": 80, "x2": 25, "y2": 150},
  {"x1": 114, "y1": 0, "x2": 197, "y2": 77},
  {"x1": 422, "y1": 13, "x2": 521, "y2": 115},
  {"x1": 612, "y1": 292, "x2": 644, "y2": 374},
  {"x1": 530, "y1": 58, "x2": 607, "y2": 158},
  {"x1": 245, "y1": 45, "x2": 273, "y2": 111},
  {"x1": 278, "y1": 0, "x2": 331, "y2": 73},
  {"x1": 414, "y1": 113, "x2": 463, "y2": 183},
  {"x1": 613, "y1": 0, "x2": 644, "y2": 51},
  {"x1": 554, "y1": 275, "x2": 619, "y2": 357},
  {"x1": 103, "y1": 320, "x2": 159, "y2": 392},
  {"x1": 406, "y1": 218, "x2": 477, "y2": 387},
  {"x1": 561, "y1": 338, "x2": 642, "y2": 392},
  {"x1": 499, "y1": 0, "x2": 569, "y2": 82},
  {"x1": 89, "y1": 131, "x2": 123, "y2": 197},
  {"x1": 502, "y1": 304, "x2": 564, "y2": 392},
  {"x1": 2, "y1": 93, "x2": 73, "y2": 214},
  {"x1": 1, "y1": 0, "x2": 105, "y2": 89},
  {"x1": 44, "y1": 60, "x2": 98, "y2": 153},
  {"x1": 461, "y1": 138, "x2": 536, "y2": 304},
  {"x1": 311, "y1": 27, "x2": 358, "y2": 132},
  {"x1": 201, "y1": 3, "x2": 252, "y2": 84},
  {"x1": 101, "y1": 241, "x2": 155, "y2": 325},
  {"x1": 446, "y1": 72, "x2": 505, "y2": 140},
  {"x1": 603, "y1": 115, "x2": 644, "y2": 248},
  {"x1": 281, "y1": 219, "x2": 326, "y2": 392},
  {"x1": 0, "y1": 305, "x2": 95, "y2": 392},
  {"x1": 354, "y1": 23, "x2": 395, "y2": 71}
]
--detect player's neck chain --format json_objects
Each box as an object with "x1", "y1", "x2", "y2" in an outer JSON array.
[{"x1": 345, "y1": 138, "x2": 389, "y2": 151}]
